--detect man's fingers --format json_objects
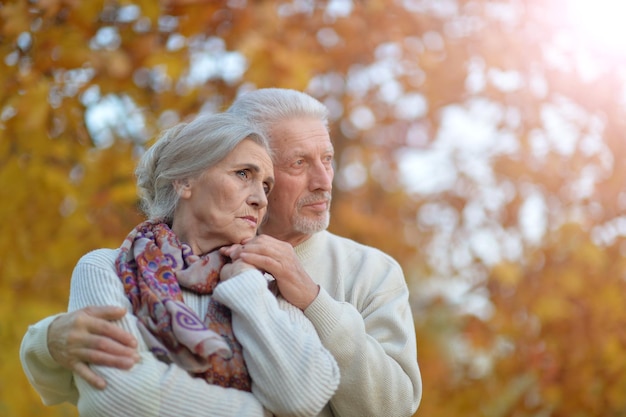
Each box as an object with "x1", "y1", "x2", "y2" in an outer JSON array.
[
  {"x1": 88, "y1": 334, "x2": 140, "y2": 364},
  {"x1": 83, "y1": 305, "x2": 128, "y2": 321},
  {"x1": 84, "y1": 343, "x2": 139, "y2": 369},
  {"x1": 73, "y1": 362, "x2": 107, "y2": 390},
  {"x1": 238, "y1": 251, "x2": 271, "y2": 270},
  {"x1": 89, "y1": 319, "x2": 137, "y2": 349}
]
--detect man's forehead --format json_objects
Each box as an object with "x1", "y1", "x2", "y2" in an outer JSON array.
[
  {"x1": 272, "y1": 141, "x2": 334, "y2": 156},
  {"x1": 269, "y1": 117, "x2": 327, "y2": 138}
]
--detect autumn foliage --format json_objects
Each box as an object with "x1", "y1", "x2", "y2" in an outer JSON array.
[{"x1": 2, "y1": 1, "x2": 626, "y2": 416}]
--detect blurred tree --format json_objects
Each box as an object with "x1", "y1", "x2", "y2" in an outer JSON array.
[{"x1": 2, "y1": 0, "x2": 626, "y2": 416}]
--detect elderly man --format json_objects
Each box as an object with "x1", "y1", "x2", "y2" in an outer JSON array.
[{"x1": 21, "y1": 88, "x2": 422, "y2": 417}]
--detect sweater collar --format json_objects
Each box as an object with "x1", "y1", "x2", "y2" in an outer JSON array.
[{"x1": 294, "y1": 230, "x2": 327, "y2": 261}]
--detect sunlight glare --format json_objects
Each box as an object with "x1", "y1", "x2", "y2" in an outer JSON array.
[{"x1": 567, "y1": 0, "x2": 626, "y2": 56}]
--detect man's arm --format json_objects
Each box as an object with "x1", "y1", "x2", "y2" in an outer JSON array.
[
  {"x1": 20, "y1": 307, "x2": 139, "y2": 405},
  {"x1": 227, "y1": 234, "x2": 422, "y2": 417},
  {"x1": 47, "y1": 306, "x2": 139, "y2": 388},
  {"x1": 20, "y1": 253, "x2": 267, "y2": 416},
  {"x1": 306, "y1": 284, "x2": 422, "y2": 417}
]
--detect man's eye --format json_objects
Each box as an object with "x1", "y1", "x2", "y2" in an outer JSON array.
[
  {"x1": 263, "y1": 183, "x2": 272, "y2": 195},
  {"x1": 237, "y1": 170, "x2": 249, "y2": 178}
]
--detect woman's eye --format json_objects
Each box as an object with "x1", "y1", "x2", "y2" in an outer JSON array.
[{"x1": 263, "y1": 183, "x2": 271, "y2": 195}]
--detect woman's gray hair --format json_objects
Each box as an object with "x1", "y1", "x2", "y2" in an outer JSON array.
[
  {"x1": 226, "y1": 88, "x2": 329, "y2": 139},
  {"x1": 135, "y1": 112, "x2": 268, "y2": 223}
]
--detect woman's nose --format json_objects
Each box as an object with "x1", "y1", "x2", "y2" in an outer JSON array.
[{"x1": 247, "y1": 185, "x2": 268, "y2": 208}]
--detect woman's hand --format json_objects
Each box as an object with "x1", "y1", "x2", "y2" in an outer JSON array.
[{"x1": 219, "y1": 256, "x2": 257, "y2": 281}]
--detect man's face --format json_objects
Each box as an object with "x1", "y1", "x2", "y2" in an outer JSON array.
[{"x1": 260, "y1": 117, "x2": 334, "y2": 246}]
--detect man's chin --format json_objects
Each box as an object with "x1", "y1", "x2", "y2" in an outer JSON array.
[{"x1": 293, "y1": 214, "x2": 330, "y2": 234}]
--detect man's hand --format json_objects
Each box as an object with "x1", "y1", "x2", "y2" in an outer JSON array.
[
  {"x1": 220, "y1": 235, "x2": 319, "y2": 310},
  {"x1": 48, "y1": 306, "x2": 139, "y2": 389}
]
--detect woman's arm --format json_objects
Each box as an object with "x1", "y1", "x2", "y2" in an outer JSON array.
[
  {"x1": 69, "y1": 249, "x2": 268, "y2": 417},
  {"x1": 213, "y1": 271, "x2": 340, "y2": 417}
]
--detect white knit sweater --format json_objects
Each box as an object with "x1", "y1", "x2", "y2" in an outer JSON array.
[
  {"x1": 295, "y1": 231, "x2": 422, "y2": 417},
  {"x1": 21, "y1": 230, "x2": 422, "y2": 417},
  {"x1": 22, "y1": 248, "x2": 339, "y2": 417}
]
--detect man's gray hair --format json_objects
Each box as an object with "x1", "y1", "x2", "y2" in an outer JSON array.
[
  {"x1": 227, "y1": 88, "x2": 329, "y2": 138},
  {"x1": 135, "y1": 112, "x2": 268, "y2": 223}
]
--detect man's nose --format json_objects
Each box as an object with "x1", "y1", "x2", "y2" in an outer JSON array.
[{"x1": 309, "y1": 161, "x2": 333, "y2": 191}]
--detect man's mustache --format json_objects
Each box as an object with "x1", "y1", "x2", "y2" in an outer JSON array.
[{"x1": 297, "y1": 192, "x2": 332, "y2": 208}]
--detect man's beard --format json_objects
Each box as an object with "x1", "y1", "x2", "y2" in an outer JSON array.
[{"x1": 293, "y1": 192, "x2": 331, "y2": 234}]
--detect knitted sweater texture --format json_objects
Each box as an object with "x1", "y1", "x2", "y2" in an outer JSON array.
[
  {"x1": 21, "y1": 230, "x2": 421, "y2": 417},
  {"x1": 22, "y1": 248, "x2": 339, "y2": 417}
]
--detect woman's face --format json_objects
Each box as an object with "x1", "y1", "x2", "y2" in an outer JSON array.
[{"x1": 173, "y1": 139, "x2": 274, "y2": 254}]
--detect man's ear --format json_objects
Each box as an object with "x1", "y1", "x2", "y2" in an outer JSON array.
[{"x1": 173, "y1": 178, "x2": 192, "y2": 199}]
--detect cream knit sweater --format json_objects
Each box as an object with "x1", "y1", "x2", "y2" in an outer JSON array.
[
  {"x1": 21, "y1": 230, "x2": 422, "y2": 417},
  {"x1": 295, "y1": 231, "x2": 422, "y2": 417}
]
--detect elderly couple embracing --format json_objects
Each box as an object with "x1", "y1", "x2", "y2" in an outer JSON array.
[{"x1": 21, "y1": 88, "x2": 422, "y2": 417}]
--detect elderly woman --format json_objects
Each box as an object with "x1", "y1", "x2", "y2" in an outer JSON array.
[{"x1": 59, "y1": 113, "x2": 339, "y2": 417}]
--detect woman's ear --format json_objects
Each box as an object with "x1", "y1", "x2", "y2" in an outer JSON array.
[{"x1": 173, "y1": 178, "x2": 192, "y2": 199}]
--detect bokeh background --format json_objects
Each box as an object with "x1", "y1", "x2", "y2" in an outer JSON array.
[{"x1": 2, "y1": 1, "x2": 626, "y2": 416}]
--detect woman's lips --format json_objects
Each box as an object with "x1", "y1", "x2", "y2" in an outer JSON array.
[{"x1": 239, "y1": 216, "x2": 258, "y2": 227}]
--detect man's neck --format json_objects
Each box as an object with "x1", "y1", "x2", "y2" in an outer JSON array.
[
  {"x1": 261, "y1": 227, "x2": 313, "y2": 247},
  {"x1": 285, "y1": 233, "x2": 314, "y2": 248}
]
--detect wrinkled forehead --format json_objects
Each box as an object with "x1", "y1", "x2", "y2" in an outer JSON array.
[
  {"x1": 268, "y1": 118, "x2": 333, "y2": 152},
  {"x1": 248, "y1": 141, "x2": 275, "y2": 173},
  {"x1": 271, "y1": 138, "x2": 334, "y2": 165}
]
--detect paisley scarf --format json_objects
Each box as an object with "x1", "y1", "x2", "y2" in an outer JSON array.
[{"x1": 115, "y1": 220, "x2": 251, "y2": 391}]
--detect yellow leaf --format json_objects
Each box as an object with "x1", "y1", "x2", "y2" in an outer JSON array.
[
  {"x1": 0, "y1": 2, "x2": 31, "y2": 38},
  {"x1": 491, "y1": 261, "x2": 523, "y2": 287},
  {"x1": 532, "y1": 296, "x2": 570, "y2": 322},
  {"x1": 15, "y1": 80, "x2": 50, "y2": 137},
  {"x1": 560, "y1": 268, "x2": 584, "y2": 295}
]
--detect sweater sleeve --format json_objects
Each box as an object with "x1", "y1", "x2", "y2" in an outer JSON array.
[
  {"x1": 20, "y1": 314, "x2": 79, "y2": 406},
  {"x1": 68, "y1": 249, "x2": 268, "y2": 417},
  {"x1": 213, "y1": 271, "x2": 340, "y2": 417},
  {"x1": 304, "y1": 257, "x2": 422, "y2": 417}
]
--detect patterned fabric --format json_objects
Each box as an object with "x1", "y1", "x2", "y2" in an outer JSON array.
[{"x1": 115, "y1": 220, "x2": 251, "y2": 391}]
